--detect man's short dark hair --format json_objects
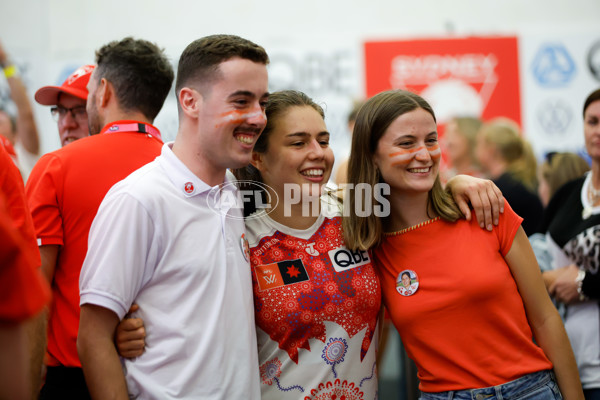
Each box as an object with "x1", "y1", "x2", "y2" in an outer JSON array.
[
  {"x1": 175, "y1": 34, "x2": 269, "y2": 93},
  {"x1": 94, "y1": 37, "x2": 174, "y2": 121}
]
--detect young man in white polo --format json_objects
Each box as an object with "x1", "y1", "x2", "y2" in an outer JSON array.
[{"x1": 78, "y1": 34, "x2": 269, "y2": 399}]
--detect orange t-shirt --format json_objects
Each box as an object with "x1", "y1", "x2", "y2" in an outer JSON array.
[
  {"x1": 0, "y1": 145, "x2": 49, "y2": 321},
  {"x1": 0, "y1": 195, "x2": 51, "y2": 321},
  {"x1": 373, "y1": 201, "x2": 552, "y2": 392},
  {"x1": 0, "y1": 135, "x2": 18, "y2": 164},
  {"x1": 25, "y1": 121, "x2": 162, "y2": 367},
  {"x1": 0, "y1": 141, "x2": 39, "y2": 266}
]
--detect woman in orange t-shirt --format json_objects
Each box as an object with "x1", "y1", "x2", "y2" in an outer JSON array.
[{"x1": 342, "y1": 89, "x2": 583, "y2": 400}]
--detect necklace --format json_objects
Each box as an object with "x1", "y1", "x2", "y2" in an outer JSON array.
[
  {"x1": 385, "y1": 217, "x2": 440, "y2": 236},
  {"x1": 589, "y1": 178, "x2": 600, "y2": 203},
  {"x1": 583, "y1": 176, "x2": 600, "y2": 219}
]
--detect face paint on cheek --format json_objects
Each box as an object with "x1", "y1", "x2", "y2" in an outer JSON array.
[
  {"x1": 389, "y1": 148, "x2": 420, "y2": 166},
  {"x1": 428, "y1": 143, "x2": 441, "y2": 161},
  {"x1": 215, "y1": 110, "x2": 264, "y2": 128}
]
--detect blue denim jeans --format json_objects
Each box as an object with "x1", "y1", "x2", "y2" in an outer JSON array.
[
  {"x1": 584, "y1": 388, "x2": 600, "y2": 400},
  {"x1": 420, "y1": 370, "x2": 562, "y2": 400}
]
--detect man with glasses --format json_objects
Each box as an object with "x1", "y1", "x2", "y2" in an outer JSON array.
[{"x1": 34, "y1": 64, "x2": 95, "y2": 147}]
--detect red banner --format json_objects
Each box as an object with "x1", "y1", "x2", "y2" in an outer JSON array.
[{"x1": 364, "y1": 36, "x2": 521, "y2": 125}]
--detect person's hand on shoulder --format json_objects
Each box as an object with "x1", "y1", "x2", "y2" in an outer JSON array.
[{"x1": 446, "y1": 174, "x2": 504, "y2": 231}]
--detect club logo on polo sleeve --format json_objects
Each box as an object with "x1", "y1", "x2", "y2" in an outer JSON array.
[
  {"x1": 328, "y1": 246, "x2": 371, "y2": 273},
  {"x1": 254, "y1": 259, "x2": 309, "y2": 291}
]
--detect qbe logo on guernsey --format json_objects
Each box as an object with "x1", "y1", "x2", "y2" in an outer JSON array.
[{"x1": 328, "y1": 247, "x2": 371, "y2": 273}]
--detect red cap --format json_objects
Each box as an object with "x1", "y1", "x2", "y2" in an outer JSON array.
[{"x1": 34, "y1": 64, "x2": 95, "y2": 106}]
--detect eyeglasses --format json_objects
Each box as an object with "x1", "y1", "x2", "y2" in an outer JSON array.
[{"x1": 50, "y1": 105, "x2": 87, "y2": 123}]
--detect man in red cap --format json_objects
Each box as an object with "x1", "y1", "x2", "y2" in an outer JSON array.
[{"x1": 35, "y1": 64, "x2": 95, "y2": 147}]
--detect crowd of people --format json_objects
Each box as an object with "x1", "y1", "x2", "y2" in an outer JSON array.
[{"x1": 0, "y1": 33, "x2": 598, "y2": 400}]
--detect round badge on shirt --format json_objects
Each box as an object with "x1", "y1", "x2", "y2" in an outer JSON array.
[
  {"x1": 396, "y1": 269, "x2": 419, "y2": 296},
  {"x1": 184, "y1": 182, "x2": 194, "y2": 194}
]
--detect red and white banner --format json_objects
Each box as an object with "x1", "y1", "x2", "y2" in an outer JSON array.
[{"x1": 364, "y1": 37, "x2": 521, "y2": 126}]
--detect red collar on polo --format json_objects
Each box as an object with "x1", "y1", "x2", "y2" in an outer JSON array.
[{"x1": 100, "y1": 120, "x2": 162, "y2": 142}]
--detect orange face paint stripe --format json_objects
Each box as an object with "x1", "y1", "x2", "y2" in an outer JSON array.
[
  {"x1": 214, "y1": 110, "x2": 265, "y2": 128},
  {"x1": 389, "y1": 148, "x2": 421, "y2": 158},
  {"x1": 429, "y1": 145, "x2": 441, "y2": 161},
  {"x1": 389, "y1": 144, "x2": 441, "y2": 166},
  {"x1": 389, "y1": 143, "x2": 440, "y2": 157}
]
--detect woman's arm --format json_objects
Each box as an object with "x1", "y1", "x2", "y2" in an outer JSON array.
[
  {"x1": 505, "y1": 227, "x2": 583, "y2": 400},
  {"x1": 446, "y1": 175, "x2": 504, "y2": 231}
]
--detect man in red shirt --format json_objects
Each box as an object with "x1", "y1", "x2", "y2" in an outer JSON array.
[{"x1": 25, "y1": 37, "x2": 173, "y2": 399}]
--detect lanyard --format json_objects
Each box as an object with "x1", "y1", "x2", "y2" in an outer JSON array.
[{"x1": 103, "y1": 122, "x2": 162, "y2": 142}]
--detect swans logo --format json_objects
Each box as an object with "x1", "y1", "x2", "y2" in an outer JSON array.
[
  {"x1": 206, "y1": 180, "x2": 278, "y2": 221},
  {"x1": 531, "y1": 44, "x2": 576, "y2": 87}
]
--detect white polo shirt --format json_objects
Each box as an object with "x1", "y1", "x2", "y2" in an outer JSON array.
[{"x1": 80, "y1": 143, "x2": 260, "y2": 399}]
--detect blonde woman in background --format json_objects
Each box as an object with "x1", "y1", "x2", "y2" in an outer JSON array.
[
  {"x1": 475, "y1": 118, "x2": 544, "y2": 235},
  {"x1": 441, "y1": 116, "x2": 483, "y2": 181},
  {"x1": 538, "y1": 152, "x2": 590, "y2": 207}
]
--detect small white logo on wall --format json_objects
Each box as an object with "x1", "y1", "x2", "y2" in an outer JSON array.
[
  {"x1": 327, "y1": 247, "x2": 370, "y2": 272},
  {"x1": 536, "y1": 99, "x2": 573, "y2": 135}
]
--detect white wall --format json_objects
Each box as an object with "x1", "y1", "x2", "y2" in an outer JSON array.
[{"x1": 1, "y1": 0, "x2": 599, "y2": 161}]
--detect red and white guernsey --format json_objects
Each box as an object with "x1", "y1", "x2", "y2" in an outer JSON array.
[{"x1": 245, "y1": 196, "x2": 381, "y2": 400}]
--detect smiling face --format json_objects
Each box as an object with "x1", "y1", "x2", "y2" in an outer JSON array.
[
  {"x1": 195, "y1": 57, "x2": 269, "y2": 173},
  {"x1": 374, "y1": 108, "x2": 440, "y2": 195},
  {"x1": 401, "y1": 273, "x2": 411, "y2": 288},
  {"x1": 255, "y1": 105, "x2": 334, "y2": 200},
  {"x1": 584, "y1": 99, "x2": 600, "y2": 163}
]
